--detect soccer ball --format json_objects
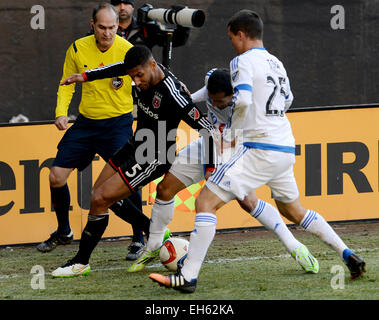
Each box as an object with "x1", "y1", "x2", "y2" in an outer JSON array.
[{"x1": 159, "y1": 237, "x2": 189, "y2": 271}]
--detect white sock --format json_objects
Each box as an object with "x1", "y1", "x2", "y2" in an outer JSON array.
[
  {"x1": 181, "y1": 212, "x2": 217, "y2": 282},
  {"x1": 301, "y1": 210, "x2": 348, "y2": 259},
  {"x1": 146, "y1": 198, "x2": 175, "y2": 252},
  {"x1": 251, "y1": 200, "x2": 302, "y2": 253}
]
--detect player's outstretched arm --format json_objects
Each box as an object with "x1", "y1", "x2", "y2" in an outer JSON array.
[
  {"x1": 60, "y1": 61, "x2": 127, "y2": 86},
  {"x1": 85, "y1": 61, "x2": 126, "y2": 81},
  {"x1": 60, "y1": 73, "x2": 84, "y2": 85},
  {"x1": 180, "y1": 81, "x2": 191, "y2": 96}
]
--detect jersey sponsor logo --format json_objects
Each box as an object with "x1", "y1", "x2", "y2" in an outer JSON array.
[
  {"x1": 111, "y1": 77, "x2": 124, "y2": 90},
  {"x1": 152, "y1": 92, "x2": 162, "y2": 108},
  {"x1": 188, "y1": 107, "x2": 200, "y2": 120},
  {"x1": 138, "y1": 101, "x2": 159, "y2": 119}
]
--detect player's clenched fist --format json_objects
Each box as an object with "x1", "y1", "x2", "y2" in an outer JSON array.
[
  {"x1": 60, "y1": 73, "x2": 85, "y2": 85},
  {"x1": 55, "y1": 116, "x2": 69, "y2": 130}
]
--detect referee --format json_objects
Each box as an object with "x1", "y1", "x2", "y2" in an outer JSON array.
[{"x1": 37, "y1": 3, "x2": 150, "y2": 260}]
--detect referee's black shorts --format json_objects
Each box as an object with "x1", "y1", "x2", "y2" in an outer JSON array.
[
  {"x1": 53, "y1": 113, "x2": 134, "y2": 171},
  {"x1": 109, "y1": 140, "x2": 171, "y2": 193}
]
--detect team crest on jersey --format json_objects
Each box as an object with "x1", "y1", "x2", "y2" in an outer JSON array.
[
  {"x1": 111, "y1": 77, "x2": 124, "y2": 90},
  {"x1": 231, "y1": 70, "x2": 239, "y2": 82},
  {"x1": 152, "y1": 92, "x2": 162, "y2": 108},
  {"x1": 188, "y1": 107, "x2": 200, "y2": 120}
]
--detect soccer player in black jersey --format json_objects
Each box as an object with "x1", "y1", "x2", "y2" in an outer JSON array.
[{"x1": 52, "y1": 45, "x2": 215, "y2": 277}]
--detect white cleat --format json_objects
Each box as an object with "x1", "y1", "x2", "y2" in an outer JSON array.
[{"x1": 51, "y1": 259, "x2": 91, "y2": 278}]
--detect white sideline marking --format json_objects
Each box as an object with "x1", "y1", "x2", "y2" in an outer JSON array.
[{"x1": 0, "y1": 247, "x2": 377, "y2": 280}]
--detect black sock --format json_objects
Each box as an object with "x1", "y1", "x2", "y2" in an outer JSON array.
[
  {"x1": 110, "y1": 192, "x2": 150, "y2": 243},
  {"x1": 73, "y1": 214, "x2": 109, "y2": 265},
  {"x1": 50, "y1": 184, "x2": 71, "y2": 235}
]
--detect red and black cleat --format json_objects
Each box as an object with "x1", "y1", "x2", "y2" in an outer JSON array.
[{"x1": 149, "y1": 270, "x2": 197, "y2": 293}]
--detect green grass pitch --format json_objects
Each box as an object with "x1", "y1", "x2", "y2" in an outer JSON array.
[{"x1": 0, "y1": 222, "x2": 378, "y2": 300}]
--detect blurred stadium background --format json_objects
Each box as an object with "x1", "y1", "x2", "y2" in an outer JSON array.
[{"x1": 0, "y1": 0, "x2": 378, "y2": 122}]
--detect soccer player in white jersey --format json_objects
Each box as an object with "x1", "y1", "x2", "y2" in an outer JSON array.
[
  {"x1": 150, "y1": 10, "x2": 366, "y2": 293},
  {"x1": 128, "y1": 68, "x2": 318, "y2": 274}
]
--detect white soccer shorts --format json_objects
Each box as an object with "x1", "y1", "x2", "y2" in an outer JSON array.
[
  {"x1": 206, "y1": 145, "x2": 300, "y2": 203},
  {"x1": 169, "y1": 138, "x2": 207, "y2": 187}
]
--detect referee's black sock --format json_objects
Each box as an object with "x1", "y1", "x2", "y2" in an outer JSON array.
[
  {"x1": 50, "y1": 184, "x2": 71, "y2": 235},
  {"x1": 73, "y1": 213, "x2": 109, "y2": 265},
  {"x1": 110, "y1": 192, "x2": 150, "y2": 242}
]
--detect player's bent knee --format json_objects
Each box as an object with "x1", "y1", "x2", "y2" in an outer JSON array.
[
  {"x1": 238, "y1": 196, "x2": 258, "y2": 213},
  {"x1": 49, "y1": 168, "x2": 68, "y2": 188},
  {"x1": 276, "y1": 199, "x2": 306, "y2": 225},
  {"x1": 195, "y1": 191, "x2": 217, "y2": 213},
  {"x1": 195, "y1": 193, "x2": 206, "y2": 211},
  {"x1": 156, "y1": 182, "x2": 176, "y2": 201},
  {"x1": 91, "y1": 190, "x2": 112, "y2": 211}
]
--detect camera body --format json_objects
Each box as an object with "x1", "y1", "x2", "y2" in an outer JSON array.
[{"x1": 137, "y1": 4, "x2": 205, "y2": 68}]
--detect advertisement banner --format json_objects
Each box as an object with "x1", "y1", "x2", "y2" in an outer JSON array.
[{"x1": 1, "y1": 106, "x2": 378, "y2": 245}]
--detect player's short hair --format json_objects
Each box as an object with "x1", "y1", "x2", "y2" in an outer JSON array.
[
  {"x1": 207, "y1": 69, "x2": 233, "y2": 96},
  {"x1": 228, "y1": 9, "x2": 263, "y2": 40},
  {"x1": 124, "y1": 45, "x2": 154, "y2": 70},
  {"x1": 92, "y1": 2, "x2": 119, "y2": 24}
]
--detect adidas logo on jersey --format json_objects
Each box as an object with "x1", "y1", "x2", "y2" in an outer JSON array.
[{"x1": 138, "y1": 101, "x2": 159, "y2": 119}]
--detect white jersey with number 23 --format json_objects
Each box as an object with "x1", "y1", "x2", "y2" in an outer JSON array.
[{"x1": 226, "y1": 47, "x2": 295, "y2": 152}]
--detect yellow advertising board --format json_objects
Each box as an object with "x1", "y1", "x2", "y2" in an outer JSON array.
[{"x1": 1, "y1": 106, "x2": 379, "y2": 246}]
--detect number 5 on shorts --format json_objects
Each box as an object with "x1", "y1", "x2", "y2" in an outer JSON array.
[{"x1": 125, "y1": 163, "x2": 142, "y2": 178}]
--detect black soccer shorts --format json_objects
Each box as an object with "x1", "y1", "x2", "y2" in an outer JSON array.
[
  {"x1": 109, "y1": 140, "x2": 171, "y2": 193},
  {"x1": 53, "y1": 113, "x2": 134, "y2": 171}
]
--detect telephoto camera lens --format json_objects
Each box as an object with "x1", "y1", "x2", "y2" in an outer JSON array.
[{"x1": 147, "y1": 7, "x2": 205, "y2": 28}]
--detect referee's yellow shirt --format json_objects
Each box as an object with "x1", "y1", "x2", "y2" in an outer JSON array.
[{"x1": 56, "y1": 35, "x2": 133, "y2": 120}]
